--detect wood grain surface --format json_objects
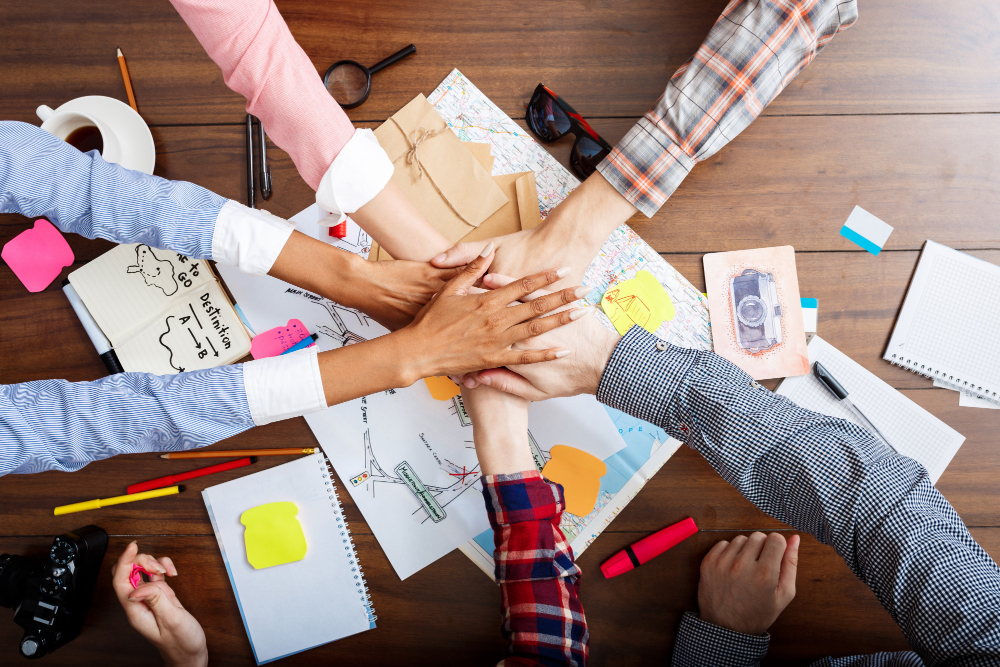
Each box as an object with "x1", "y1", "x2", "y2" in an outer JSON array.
[{"x1": 2, "y1": 0, "x2": 999, "y2": 665}]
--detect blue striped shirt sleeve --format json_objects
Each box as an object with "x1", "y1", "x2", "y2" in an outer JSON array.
[
  {"x1": 599, "y1": 327, "x2": 1000, "y2": 665},
  {"x1": 0, "y1": 365, "x2": 255, "y2": 476},
  {"x1": 0, "y1": 121, "x2": 225, "y2": 258}
]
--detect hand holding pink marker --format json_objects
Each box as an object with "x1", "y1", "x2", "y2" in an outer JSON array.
[{"x1": 1, "y1": 219, "x2": 74, "y2": 292}]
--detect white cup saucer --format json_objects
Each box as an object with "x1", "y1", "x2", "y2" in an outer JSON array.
[{"x1": 52, "y1": 96, "x2": 155, "y2": 175}]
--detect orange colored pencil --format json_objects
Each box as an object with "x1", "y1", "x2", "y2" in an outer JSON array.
[
  {"x1": 159, "y1": 448, "x2": 316, "y2": 460},
  {"x1": 117, "y1": 48, "x2": 138, "y2": 112}
]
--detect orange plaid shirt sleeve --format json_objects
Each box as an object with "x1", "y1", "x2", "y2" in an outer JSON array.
[{"x1": 597, "y1": 0, "x2": 859, "y2": 217}]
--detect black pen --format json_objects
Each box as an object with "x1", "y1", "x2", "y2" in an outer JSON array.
[
  {"x1": 813, "y1": 361, "x2": 898, "y2": 453},
  {"x1": 245, "y1": 114, "x2": 255, "y2": 208}
]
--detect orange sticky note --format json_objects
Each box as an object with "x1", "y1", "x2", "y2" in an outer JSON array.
[
  {"x1": 424, "y1": 376, "x2": 461, "y2": 401},
  {"x1": 1, "y1": 220, "x2": 74, "y2": 292},
  {"x1": 541, "y1": 445, "x2": 607, "y2": 517}
]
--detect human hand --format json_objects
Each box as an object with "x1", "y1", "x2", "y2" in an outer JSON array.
[
  {"x1": 351, "y1": 257, "x2": 462, "y2": 331},
  {"x1": 111, "y1": 542, "x2": 208, "y2": 667},
  {"x1": 462, "y1": 384, "x2": 535, "y2": 476},
  {"x1": 697, "y1": 532, "x2": 799, "y2": 636},
  {"x1": 392, "y1": 242, "x2": 590, "y2": 384}
]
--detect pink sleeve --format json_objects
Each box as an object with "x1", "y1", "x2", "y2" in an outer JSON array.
[{"x1": 170, "y1": 0, "x2": 355, "y2": 190}]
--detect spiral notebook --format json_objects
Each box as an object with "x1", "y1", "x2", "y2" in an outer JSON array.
[
  {"x1": 203, "y1": 452, "x2": 375, "y2": 664},
  {"x1": 884, "y1": 241, "x2": 1000, "y2": 406}
]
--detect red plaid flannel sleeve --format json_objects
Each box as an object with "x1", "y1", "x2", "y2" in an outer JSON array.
[
  {"x1": 598, "y1": 0, "x2": 859, "y2": 217},
  {"x1": 481, "y1": 470, "x2": 588, "y2": 667}
]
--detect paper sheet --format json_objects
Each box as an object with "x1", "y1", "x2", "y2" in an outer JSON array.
[{"x1": 776, "y1": 336, "x2": 965, "y2": 484}]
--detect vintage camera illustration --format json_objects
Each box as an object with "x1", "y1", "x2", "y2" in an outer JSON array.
[{"x1": 730, "y1": 269, "x2": 782, "y2": 353}]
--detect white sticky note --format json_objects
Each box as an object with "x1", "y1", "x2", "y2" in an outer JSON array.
[
  {"x1": 800, "y1": 298, "x2": 818, "y2": 333},
  {"x1": 840, "y1": 206, "x2": 893, "y2": 255}
]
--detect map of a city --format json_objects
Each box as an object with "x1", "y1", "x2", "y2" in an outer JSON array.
[{"x1": 429, "y1": 69, "x2": 580, "y2": 218}]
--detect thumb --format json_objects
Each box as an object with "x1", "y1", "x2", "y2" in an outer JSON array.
[
  {"x1": 477, "y1": 368, "x2": 548, "y2": 401},
  {"x1": 128, "y1": 581, "x2": 179, "y2": 613},
  {"x1": 440, "y1": 242, "x2": 494, "y2": 296},
  {"x1": 777, "y1": 534, "x2": 799, "y2": 604},
  {"x1": 431, "y1": 241, "x2": 488, "y2": 268}
]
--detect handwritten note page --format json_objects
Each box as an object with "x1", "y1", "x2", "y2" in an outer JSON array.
[
  {"x1": 68, "y1": 243, "x2": 214, "y2": 344},
  {"x1": 114, "y1": 282, "x2": 251, "y2": 374}
]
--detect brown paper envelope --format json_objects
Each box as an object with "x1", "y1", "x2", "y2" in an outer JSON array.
[
  {"x1": 515, "y1": 173, "x2": 542, "y2": 230},
  {"x1": 366, "y1": 239, "x2": 381, "y2": 262},
  {"x1": 464, "y1": 143, "x2": 494, "y2": 174},
  {"x1": 459, "y1": 172, "x2": 532, "y2": 244},
  {"x1": 374, "y1": 95, "x2": 508, "y2": 243}
]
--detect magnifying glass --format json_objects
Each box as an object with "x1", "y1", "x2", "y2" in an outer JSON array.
[{"x1": 324, "y1": 44, "x2": 417, "y2": 109}]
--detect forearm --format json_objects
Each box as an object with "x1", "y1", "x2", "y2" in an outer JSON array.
[
  {"x1": 482, "y1": 471, "x2": 588, "y2": 666},
  {"x1": 350, "y1": 179, "x2": 451, "y2": 261},
  {"x1": 598, "y1": 0, "x2": 858, "y2": 217},
  {"x1": 598, "y1": 328, "x2": 1000, "y2": 664}
]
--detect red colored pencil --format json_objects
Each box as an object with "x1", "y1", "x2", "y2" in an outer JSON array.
[{"x1": 127, "y1": 457, "x2": 256, "y2": 494}]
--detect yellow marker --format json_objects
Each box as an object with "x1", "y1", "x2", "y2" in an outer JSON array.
[
  {"x1": 541, "y1": 445, "x2": 607, "y2": 517},
  {"x1": 241, "y1": 501, "x2": 308, "y2": 569},
  {"x1": 54, "y1": 485, "x2": 182, "y2": 516},
  {"x1": 423, "y1": 376, "x2": 461, "y2": 401},
  {"x1": 601, "y1": 270, "x2": 675, "y2": 336}
]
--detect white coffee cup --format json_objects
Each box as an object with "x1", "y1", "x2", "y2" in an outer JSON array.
[{"x1": 36, "y1": 104, "x2": 122, "y2": 164}]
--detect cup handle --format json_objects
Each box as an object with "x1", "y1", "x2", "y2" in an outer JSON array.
[{"x1": 36, "y1": 105, "x2": 54, "y2": 122}]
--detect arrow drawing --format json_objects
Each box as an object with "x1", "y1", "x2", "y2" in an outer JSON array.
[
  {"x1": 188, "y1": 329, "x2": 201, "y2": 348},
  {"x1": 207, "y1": 338, "x2": 218, "y2": 357}
]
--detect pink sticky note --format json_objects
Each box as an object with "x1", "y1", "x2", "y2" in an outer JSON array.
[
  {"x1": 1, "y1": 220, "x2": 74, "y2": 292},
  {"x1": 129, "y1": 563, "x2": 150, "y2": 589},
  {"x1": 250, "y1": 319, "x2": 313, "y2": 359}
]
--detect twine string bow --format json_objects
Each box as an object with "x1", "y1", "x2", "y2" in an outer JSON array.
[{"x1": 388, "y1": 119, "x2": 473, "y2": 226}]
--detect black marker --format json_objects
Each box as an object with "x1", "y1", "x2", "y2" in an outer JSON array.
[
  {"x1": 62, "y1": 280, "x2": 124, "y2": 375},
  {"x1": 813, "y1": 361, "x2": 897, "y2": 453}
]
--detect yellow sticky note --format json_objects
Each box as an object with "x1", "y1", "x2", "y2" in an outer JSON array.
[
  {"x1": 424, "y1": 376, "x2": 461, "y2": 401},
  {"x1": 541, "y1": 445, "x2": 607, "y2": 517},
  {"x1": 601, "y1": 270, "x2": 675, "y2": 336},
  {"x1": 241, "y1": 502, "x2": 307, "y2": 570}
]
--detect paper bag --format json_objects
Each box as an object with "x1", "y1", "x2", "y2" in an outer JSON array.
[{"x1": 374, "y1": 95, "x2": 508, "y2": 243}]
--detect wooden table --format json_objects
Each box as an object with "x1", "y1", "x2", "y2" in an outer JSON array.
[{"x1": 2, "y1": 1, "x2": 999, "y2": 664}]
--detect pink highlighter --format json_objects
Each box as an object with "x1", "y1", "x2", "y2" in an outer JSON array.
[{"x1": 601, "y1": 517, "x2": 698, "y2": 579}]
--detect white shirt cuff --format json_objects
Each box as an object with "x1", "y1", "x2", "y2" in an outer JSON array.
[
  {"x1": 241, "y1": 346, "x2": 328, "y2": 426},
  {"x1": 212, "y1": 200, "x2": 296, "y2": 276},
  {"x1": 315, "y1": 128, "x2": 394, "y2": 226}
]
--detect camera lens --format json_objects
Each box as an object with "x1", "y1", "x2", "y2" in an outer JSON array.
[
  {"x1": 0, "y1": 554, "x2": 33, "y2": 609},
  {"x1": 737, "y1": 295, "x2": 767, "y2": 327}
]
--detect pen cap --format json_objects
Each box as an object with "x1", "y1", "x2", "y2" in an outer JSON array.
[
  {"x1": 813, "y1": 362, "x2": 849, "y2": 400},
  {"x1": 600, "y1": 551, "x2": 636, "y2": 579},
  {"x1": 632, "y1": 517, "x2": 698, "y2": 563}
]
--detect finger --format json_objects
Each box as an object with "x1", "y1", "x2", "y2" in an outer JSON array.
[
  {"x1": 505, "y1": 287, "x2": 592, "y2": 327},
  {"x1": 717, "y1": 535, "x2": 748, "y2": 569},
  {"x1": 483, "y1": 273, "x2": 552, "y2": 302},
  {"x1": 735, "y1": 532, "x2": 768, "y2": 565},
  {"x1": 135, "y1": 553, "x2": 168, "y2": 580},
  {"x1": 701, "y1": 539, "x2": 730, "y2": 571},
  {"x1": 487, "y1": 267, "x2": 571, "y2": 307},
  {"x1": 157, "y1": 556, "x2": 178, "y2": 577},
  {"x1": 759, "y1": 532, "x2": 787, "y2": 566},
  {"x1": 491, "y1": 347, "x2": 571, "y2": 369},
  {"x1": 777, "y1": 534, "x2": 800, "y2": 603},
  {"x1": 111, "y1": 541, "x2": 140, "y2": 599},
  {"x1": 433, "y1": 266, "x2": 466, "y2": 283},
  {"x1": 476, "y1": 368, "x2": 550, "y2": 401},
  {"x1": 440, "y1": 243, "x2": 495, "y2": 296},
  {"x1": 431, "y1": 241, "x2": 488, "y2": 268},
  {"x1": 128, "y1": 581, "x2": 179, "y2": 612},
  {"x1": 504, "y1": 307, "x2": 588, "y2": 346}
]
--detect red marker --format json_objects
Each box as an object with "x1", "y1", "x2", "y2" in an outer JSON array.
[
  {"x1": 127, "y1": 457, "x2": 257, "y2": 494},
  {"x1": 601, "y1": 517, "x2": 698, "y2": 579}
]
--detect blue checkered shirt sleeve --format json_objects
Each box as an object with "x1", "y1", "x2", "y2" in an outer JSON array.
[
  {"x1": 597, "y1": 328, "x2": 1000, "y2": 665},
  {"x1": 0, "y1": 121, "x2": 224, "y2": 257},
  {"x1": 597, "y1": 0, "x2": 859, "y2": 217}
]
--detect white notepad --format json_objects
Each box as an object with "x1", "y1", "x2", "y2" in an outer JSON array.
[
  {"x1": 203, "y1": 453, "x2": 375, "y2": 664},
  {"x1": 884, "y1": 240, "x2": 1000, "y2": 405},
  {"x1": 776, "y1": 336, "x2": 965, "y2": 484}
]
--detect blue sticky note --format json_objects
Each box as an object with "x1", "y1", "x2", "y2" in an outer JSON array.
[{"x1": 840, "y1": 206, "x2": 893, "y2": 255}]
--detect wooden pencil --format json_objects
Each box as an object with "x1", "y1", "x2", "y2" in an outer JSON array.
[
  {"x1": 160, "y1": 448, "x2": 316, "y2": 460},
  {"x1": 117, "y1": 48, "x2": 138, "y2": 112}
]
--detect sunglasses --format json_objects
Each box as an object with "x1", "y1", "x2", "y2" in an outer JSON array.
[{"x1": 525, "y1": 84, "x2": 612, "y2": 178}]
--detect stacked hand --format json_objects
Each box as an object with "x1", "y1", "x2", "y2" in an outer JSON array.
[
  {"x1": 697, "y1": 532, "x2": 800, "y2": 636},
  {"x1": 112, "y1": 542, "x2": 208, "y2": 667}
]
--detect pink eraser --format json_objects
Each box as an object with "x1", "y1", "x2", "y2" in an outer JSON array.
[
  {"x1": 250, "y1": 319, "x2": 313, "y2": 359},
  {"x1": 129, "y1": 563, "x2": 150, "y2": 589},
  {"x1": 1, "y1": 220, "x2": 74, "y2": 292}
]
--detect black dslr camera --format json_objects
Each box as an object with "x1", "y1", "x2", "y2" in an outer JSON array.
[{"x1": 0, "y1": 526, "x2": 108, "y2": 659}]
